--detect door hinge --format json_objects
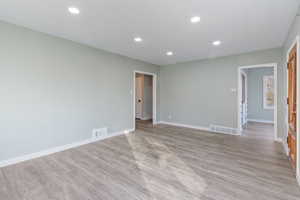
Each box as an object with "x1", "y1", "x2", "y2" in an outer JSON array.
[{"x1": 287, "y1": 97, "x2": 289, "y2": 105}]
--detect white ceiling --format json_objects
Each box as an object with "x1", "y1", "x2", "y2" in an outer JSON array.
[{"x1": 0, "y1": 0, "x2": 299, "y2": 65}]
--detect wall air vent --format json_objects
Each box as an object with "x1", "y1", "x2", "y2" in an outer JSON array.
[{"x1": 209, "y1": 124, "x2": 239, "y2": 135}]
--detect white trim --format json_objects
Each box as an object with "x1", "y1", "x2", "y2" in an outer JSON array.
[
  {"x1": 158, "y1": 121, "x2": 239, "y2": 136},
  {"x1": 274, "y1": 138, "x2": 283, "y2": 143},
  {"x1": 247, "y1": 119, "x2": 274, "y2": 124},
  {"x1": 159, "y1": 121, "x2": 210, "y2": 131},
  {"x1": 273, "y1": 137, "x2": 288, "y2": 155},
  {"x1": 141, "y1": 116, "x2": 152, "y2": 120},
  {"x1": 297, "y1": 174, "x2": 300, "y2": 187},
  {"x1": 133, "y1": 71, "x2": 157, "y2": 130},
  {"x1": 283, "y1": 140, "x2": 289, "y2": 156},
  {"x1": 240, "y1": 70, "x2": 248, "y2": 127},
  {"x1": 286, "y1": 35, "x2": 300, "y2": 179},
  {"x1": 237, "y1": 63, "x2": 278, "y2": 141},
  {"x1": 0, "y1": 129, "x2": 134, "y2": 168},
  {"x1": 153, "y1": 120, "x2": 160, "y2": 125}
]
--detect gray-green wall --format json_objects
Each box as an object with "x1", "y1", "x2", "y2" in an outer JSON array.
[
  {"x1": 246, "y1": 67, "x2": 274, "y2": 122},
  {"x1": 0, "y1": 21, "x2": 160, "y2": 162},
  {"x1": 0, "y1": 13, "x2": 299, "y2": 166},
  {"x1": 160, "y1": 48, "x2": 284, "y2": 137}
]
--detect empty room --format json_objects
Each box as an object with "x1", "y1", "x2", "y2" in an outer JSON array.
[{"x1": 0, "y1": 0, "x2": 300, "y2": 199}]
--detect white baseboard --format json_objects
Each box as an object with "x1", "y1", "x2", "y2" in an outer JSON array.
[
  {"x1": 158, "y1": 121, "x2": 239, "y2": 136},
  {"x1": 159, "y1": 121, "x2": 210, "y2": 131},
  {"x1": 125, "y1": 128, "x2": 135, "y2": 133},
  {"x1": 278, "y1": 135, "x2": 289, "y2": 156},
  {"x1": 274, "y1": 137, "x2": 289, "y2": 156},
  {"x1": 0, "y1": 128, "x2": 134, "y2": 168},
  {"x1": 153, "y1": 121, "x2": 159, "y2": 125},
  {"x1": 247, "y1": 119, "x2": 274, "y2": 124},
  {"x1": 141, "y1": 116, "x2": 152, "y2": 120},
  {"x1": 283, "y1": 138, "x2": 289, "y2": 156}
]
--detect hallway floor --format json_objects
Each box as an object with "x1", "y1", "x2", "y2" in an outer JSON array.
[
  {"x1": 242, "y1": 121, "x2": 275, "y2": 140},
  {"x1": 136, "y1": 119, "x2": 153, "y2": 129}
]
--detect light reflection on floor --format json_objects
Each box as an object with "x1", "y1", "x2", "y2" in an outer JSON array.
[{"x1": 125, "y1": 130, "x2": 207, "y2": 199}]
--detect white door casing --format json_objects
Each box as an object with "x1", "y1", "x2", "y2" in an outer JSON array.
[
  {"x1": 241, "y1": 71, "x2": 248, "y2": 128},
  {"x1": 135, "y1": 75, "x2": 143, "y2": 119},
  {"x1": 237, "y1": 63, "x2": 277, "y2": 140}
]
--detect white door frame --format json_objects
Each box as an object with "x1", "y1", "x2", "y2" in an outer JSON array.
[
  {"x1": 286, "y1": 35, "x2": 300, "y2": 181},
  {"x1": 237, "y1": 63, "x2": 278, "y2": 141},
  {"x1": 133, "y1": 71, "x2": 157, "y2": 130},
  {"x1": 240, "y1": 70, "x2": 248, "y2": 127},
  {"x1": 135, "y1": 75, "x2": 144, "y2": 119}
]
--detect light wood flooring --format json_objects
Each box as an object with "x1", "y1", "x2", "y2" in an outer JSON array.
[
  {"x1": 136, "y1": 119, "x2": 154, "y2": 130},
  {"x1": 0, "y1": 123, "x2": 299, "y2": 200},
  {"x1": 242, "y1": 121, "x2": 275, "y2": 140}
]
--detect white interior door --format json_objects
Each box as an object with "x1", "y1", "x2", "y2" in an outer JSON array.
[{"x1": 135, "y1": 75, "x2": 143, "y2": 119}]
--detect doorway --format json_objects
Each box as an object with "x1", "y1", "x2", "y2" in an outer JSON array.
[
  {"x1": 133, "y1": 71, "x2": 157, "y2": 130},
  {"x1": 238, "y1": 63, "x2": 278, "y2": 141}
]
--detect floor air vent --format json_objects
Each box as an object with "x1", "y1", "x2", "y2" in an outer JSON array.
[{"x1": 209, "y1": 125, "x2": 239, "y2": 135}]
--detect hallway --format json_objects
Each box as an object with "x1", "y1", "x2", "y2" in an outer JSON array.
[{"x1": 242, "y1": 122, "x2": 275, "y2": 140}]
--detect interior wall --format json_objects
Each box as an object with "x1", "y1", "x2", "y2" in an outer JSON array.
[
  {"x1": 160, "y1": 48, "x2": 284, "y2": 137},
  {"x1": 0, "y1": 21, "x2": 160, "y2": 162},
  {"x1": 247, "y1": 67, "x2": 274, "y2": 122},
  {"x1": 135, "y1": 73, "x2": 144, "y2": 119}
]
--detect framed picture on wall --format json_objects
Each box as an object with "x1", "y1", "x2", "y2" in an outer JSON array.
[{"x1": 263, "y1": 75, "x2": 274, "y2": 109}]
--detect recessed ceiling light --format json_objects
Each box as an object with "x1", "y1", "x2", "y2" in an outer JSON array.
[
  {"x1": 166, "y1": 51, "x2": 173, "y2": 56},
  {"x1": 68, "y1": 7, "x2": 80, "y2": 15},
  {"x1": 190, "y1": 16, "x2": 201, "y2": 23},
  {"x1": 134, "y1": 37, "x2": 143, "y2": 42},
  {"x1": 213, "y1": 40, "x2": 221, "y2": 46}
]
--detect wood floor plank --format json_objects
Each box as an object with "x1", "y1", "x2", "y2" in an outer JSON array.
[{"x1": 0, "y1": 122, "x2": 299, "y2": 200}]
